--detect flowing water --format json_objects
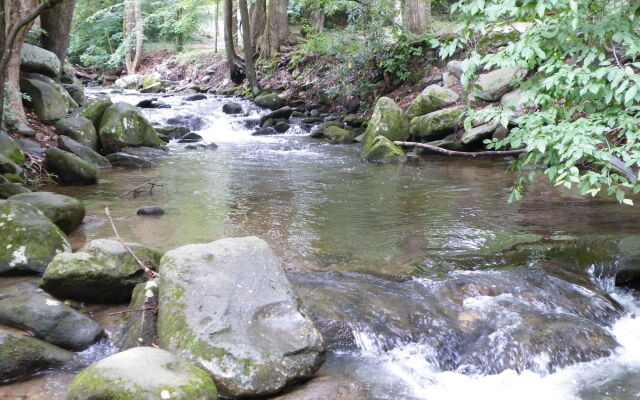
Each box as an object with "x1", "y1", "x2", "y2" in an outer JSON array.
[{"x1": 6, "y1": 89, "x2": 640, "y2": 399}]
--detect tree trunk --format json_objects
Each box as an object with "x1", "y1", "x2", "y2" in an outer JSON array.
[
  {"x1": 124, "y1": 0, "x2": 143, "y2": 75},
  {"x1": 224, "y1": 0, "x2": 244, "y2": 83},
  {"x1": 214, "y1": 1, "x2": 219, "y2": 53},
  {"x1": 310, "y1": 7, "x2": 324, "y2": 33},
  {"x1": 257, "y1": 0, "x2": 288, "y2": 58},
  {"x1": 40, "y1": 0, "x2": 76, "y2": 74},
  {"x1": 176, "y1": 7, "x2": 184, "y2": 52},
  {"x1": 402, "y1": 0, "x2": 431, "y2": 34},
  {"x1": 249, "y1": 0, "x2": 266, "y2": 52},
  {"x1": 238, "y1": 0, "x2": 259, "y2": 95}
]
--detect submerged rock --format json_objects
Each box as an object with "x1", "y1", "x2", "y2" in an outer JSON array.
[
  {"x1": 166, "y1": 114, "x2": 206, "y2": 131},
  {"x1": 362, "y1": 136, "x2": 406, "y2": 163},
  {"x1": 66, "y1": 347, "x2": 217, "y2": 400},
  {"x1": 0, "y1": 329, "x2": 74, "y2": 384},
  {"x1": 156, "y1": 125, "x2": 190, "y2": 140},
  {"x1": 105, "y1": 152, "x2": 155, "y2": 169},
  {"x1": 0, "y1": 200, "x2": 71, "y2": 275},
  {"x1": 98, "y1": 102, "x2": 162, "y2": 154},
  {"x1": 158, "y1": 237, "x2": 325, "y2": 397},
  {"x1": 137, "y1": 206, "x2": 165, "y2": 216},
  {"x1": 184, "y1": 94, "x2": 207, "y2": 101},
  {"x1": 41, "y1": 238, "x2": 162, "y2": 303},
  {"x1": 0, "y1": 282, "x2": 103, "y2": 351},
  {"x1": 45, "y1": 148, "x2": 98, "y2": 185},
  {"x1": 9, "y1": 192, "x2": 85, "y2": 234},
  {"x1": 271, "y1": 376, "x2": 367, "y2": 400}
]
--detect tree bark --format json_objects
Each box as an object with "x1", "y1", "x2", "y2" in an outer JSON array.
[
  {"x1": 310, "y1": 7, "x2": 324, "y2": 33},
  {"x1": 249, "y1": 0, "x2": 266, "y2": 52},
  {"x1": 224, "y1": 0, "x2": 244, "y2": 83},
  {"x1": 214, "y1": 0, "x2": 219, "y2": 53},
  {"x1": 239, "y1": 0, "x2": 259, "y2": 95},
  {"x1": 257, "y1": 0, "x2": 288, "y2": 58},
  {"x1": 124, "y1": 0, "x2": 143, "y2": 75},
  {"x1": 402, "y1": 0, "x2": 431, "y2": 34},
  {"x1": 40, "y1": 0, "x2": 76, "y2": 74}
]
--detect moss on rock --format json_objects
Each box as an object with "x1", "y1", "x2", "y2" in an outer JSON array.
[{"x1": 98, "y1": 102, "x2": 162, "y2": 154}]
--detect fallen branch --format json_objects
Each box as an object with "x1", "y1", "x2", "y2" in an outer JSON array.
[
  {"x1": 104, "y1": 206, "x2": 158, "y2": 279},
  {"x1": 394, "y1": 141, "x2": 526, "y2": 157},
  {"x1": 74, "y1": 70, "x2": 97, "y2": 80},
  {"x1": 118, "y1": 180, "x2": 165, "y2": 198},
  {"x1": 107, "y1": 307, "x2": 156, "y2": 316}
]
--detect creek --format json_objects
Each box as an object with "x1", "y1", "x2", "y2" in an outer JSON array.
[{"x1": 5, "y1": 88, "x2": 640, "y2": 399}]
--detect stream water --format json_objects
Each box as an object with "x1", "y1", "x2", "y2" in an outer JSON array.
[{"x1": 6, "y1": 89, "x2": 640, "y2": 399}]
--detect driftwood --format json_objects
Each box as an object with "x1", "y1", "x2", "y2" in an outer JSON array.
[
  {"x1": 104, "y1": 206, "x2": 158, "y2": 279},
  {"x1": 118, "y1": 180, "x2": 165, "y2": 198},
  {"x1": 394, "y1": 141, "x2": 526, "y2": 157}
]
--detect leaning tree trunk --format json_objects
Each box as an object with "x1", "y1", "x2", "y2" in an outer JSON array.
[
  {"x1": 40, "y1": 0, "x2": 76, "y2": 76},
  {"x1": 249, "y1": 0, "x2": 266, "y2": 52},
  {"x1": 257, "y1": 0, "x2": 288, "y2": 58},
  {"x1": 402, "y1": 0, "x2": 431, "y2": 34},
  {"x1": 224, "y1": 0, "x2": 244, "y2": 83},
  {"x1": 124, "y1": 0, "x2": 144, "y2": 75},
  {"x1": 239, "y1": 0, "x2": 259, "y2": 95}
]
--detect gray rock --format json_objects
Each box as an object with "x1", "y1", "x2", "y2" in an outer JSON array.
[
  {"x1": 274, "y1": 121, "x2": 291, "y2": 133},
  {"x1": 0, "y1": 329, "x2": 74, "y2": 383},
  {"x1": 9, "y1": 192, "x2": 85, "y2": 234},
  {"x1": 20, "y1": 44, "x2": 61, "y2": 78},
  {"x1": 115, "y1": 280, "x2": 158, "y2": 349},
  {"x1": 16, "y1": 138, "x2": 44, "y2": 157},
  {"x1": 259, "y1": 106, "x2": 294, "y2": 126},
  {"x1": 255, "y1": 92, "x2": 286, "y2": 110},
  {"x1": 42, "y1": 238, "x2": 162, "y2": 303},
  {"x1": 58, "y1": 135, "x2": 111, "y2": 168},
  {"x1": 166, "y1": 114, "x2": 206, "y2": 131},
  {"x1": 45, "y1": 148, "x2": 98, "y2": 185},
  {"x1": 405, "y1": 85, "x2": 460, "y2": 119},
  {"x1": 461, "y1": 122, "x2": 498, "y2": 145},
  {"x1": 222, "y1": 102, "x2": 243, "y2": 114},
  {"x1": 21, "y1": 72, "x2": 78, "y2": 113},
  {"x1": 271, "y1": 376, "x2": 367, "y2": 400},
  {"x1": 446, "y1": 60, "x2": 465, "y2": 78},
  {"x1": 185, "y1": 143, "x2": 218, "y2": 151},
  {"x1": 0, "y1": 131, "x2": 26, "y2": 164},
  {"x1": 361, "y1": 97, "x2": 409, "y2": 162},
  {"x1": 137, "y1": 206, "x2": 165, "y2": 216},
  {"x1": 98, "y1": 102, "x2": 162, "y2": 154},
  {"x1": 55, "y1": 116, "x2": 99, "y2": 150},
  {"x1": 0, "y1": 183, "x2": 30, "y2": 199},
  {"x1": 472, "y1": 67, "x2": 528, "y2": 102},
  {"x1": 184, "y1": 94, "x2": 207, "y2": 101},
  {"x1": 178, "y1": 132, "x2": 203, "y2": 143},
  {"x1": 253, "y1": 127, "x2": 278, "y2": 136},
  {"x1": 19, "y1": 78, "x2": 68, "y2": 122},
  {"x1": 106, "y1": 153, "x2": 155, "y2": 169},
  {"x1": 155, "y1": 125, "x2": 190, "y2": 140},
  {"x1": 0, "y1": 282, "x2": 103, "y2": 350},
  {"x1": 158, "y1": 237, "x2": 325, "y2": 397},
  {"x1": 66, "y1": 347, "x2": 217, "y2": 400},
  {"x1": 409, "y1": 106, "x2": 464, "y2": 140},
  {"x1": 120, "y1": 146, "x2": 169, "y2": 161},
  {"x1": 76, "y1": 97, "x2": 113, "y2": 130},
  {"x1": 0, "y1": 200, "x2": 71, "y2": 275}
]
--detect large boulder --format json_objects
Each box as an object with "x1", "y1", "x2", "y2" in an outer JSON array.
[
  {"x1": 55, "y1": 116, "x2": 99, "y2": 150},
  {"x1": 98, "y1": 102, "x2": 162, "y2": 154},
  {"x1": 45, "y1": 148, "x2": 98, "y2": 185},
  {"x1": 409, "y1": 106, "x2": 464, "y2": 140},
  {"x1": 9, "y1": 192, "x2": 85, "y2": 234},
  {"x1": 0, "y1": 183, "x2": 30, "y2": 199},
  {"x1": 324, "y1": 126, "x2": 355, "y2": 144},
  {"x1": 0, "y1": 200, "x2": 71, "y2": 275},
  {"x1": 115, "y1": 280, "x2": 158, "y2": 350},
  {"x1": 361, "y1": 136, "x2": 406, "y2": 163},
  {"x1": 77, "y1": 97, "x2": 113, "y2": 130},
  {"x1": 19, "y1": 78, "x2": 68, "y2": 122},
  {"x1": 20, "y1": 44, "x2": 61, "y2": 78},
  {"x1": 255, "y1": 92, "x2": 286, "y2": 110},
  {"x1": 0, "y1": 329, "x2": 74, "y2": 383},
  {"x1": 0, "y1": 282, "x2": 103, "y2": 351},
  {"x1": 106, "y1": 152, "x2": 155, "y2": 169},
  {"x1": 361, "y1": 97, "x2": 409, "y2": 161},
  {"x1": 158, "y1": 237, "x2": 325, "y2": 397},
  {"x1": 58, "y1": 135, "x2": 111, "y2": 168},
  {"x1": 472, "y1": 66, "x2": 528, "y2": 102},
  {"x1": 0, "y1": 131, "x2": 26, "y2": 165},
  {"x1": 41, "y1": 239, "x2": 162, "y2": 303},
  {"x1": 405, "y1": 85, "x2": 460, "y2": 119},
  {"x1": 22, "y1": 72, "x2": 78, "y2": 113},
  {"x1": 66, "y1": 347, "x2": 217, "y2": 400},
  {"x1": 114, "y1": 74, "x2": 142, "y2": 89}
]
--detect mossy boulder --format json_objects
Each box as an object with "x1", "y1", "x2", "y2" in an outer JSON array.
[
  {"x1": 0, "y1": 329, "x2": 74, "y2": 383},
  {"x1": 58, "y1": 136, "x2": 111, "y2": 168},
  {"x1": 98, "y1": 102, "x2": 162, "y2": 154},
  {"x1": 55, "y1": 116, "x2": 99, "y2": 150},
  {"x1": 106, "y1": 153, "x2": 155, "y2": 169},
  {"x1": 0, "y1": 282, "x2": 103, "y2": 351},
  {"x1": 0, "y1": 154, "x2": 23, "y2": 176},
  {"x1": 45, "y1": 148, "x2": 98, "y2": 185},
  {"x1": 66, "y1": 347, "x2": 217, "y2": 400},
  {"x1": 158, "y1": 237, "x2": 325, "y2": 397},
  {"x1": 471, "y1": 66, "x2": 527, "y2": 102},
  {"x1": 9, "y1": 192, "x2": 85, "y2": 234},
  {"x1": 0, "y1": 200, "x2": 71, "y2": 275},
  {"x1": 156, "y1": 125, "x2": 190, "y2": 140},
  {"x1": 22, "y1": 72, "x2": 78, "y2": 113},
  {"x1": 19, "y1": 78, "x2": 68, "y2": 122},
  {"x1": 324, "y1": 126, "x2": 355, "y2": 144},
  {"x1": 20, "y1": 44, "x2": 61, "y2": 78},
  {"x1": 361, "y1": 136, "x2": 406, "y2": 163},
  {"x1": 41, "y1": 239, "x2": 162, "y2": 303},
  {"x1": 115, "y1": 280, "x2": 158, "y2": 350},
  {"x1": 77, "y1": 97, "x2": 113, "y2": 130},
  {"x1": 0, "y1": 183, "x2": 30, "y2": 199},
  {"x1": 255, "y1": 93, "x2": 286, "y2": 110},
  {"x1": 461, "y1": 122, "x2": 498, "y2": 145},
  {"x1": 0, "y1": 131, "x2": 26, "y2": 165},
  {"x1": 409, "y1": 106, "x2": 464, "y2": 140},
  {"x1": 361, "y1": 97, "x2": 409, "y2": 157},
  {"x1": 405, "y1": 85, "x2": 460, "y2": 119}
]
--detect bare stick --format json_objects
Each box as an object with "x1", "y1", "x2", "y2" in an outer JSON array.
[
  {"x1": 394, "y1": 141, "x2": 526, "y2": 157},
  {"x1": 117, "y1": 180, "x2": 165, "y2": 198},
  {"x1": 104, "y1": 207, "x2": 158, "y2": 279},
  {"x1": 107, "y1": 307, "x2": 156, "y2": 316}
]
